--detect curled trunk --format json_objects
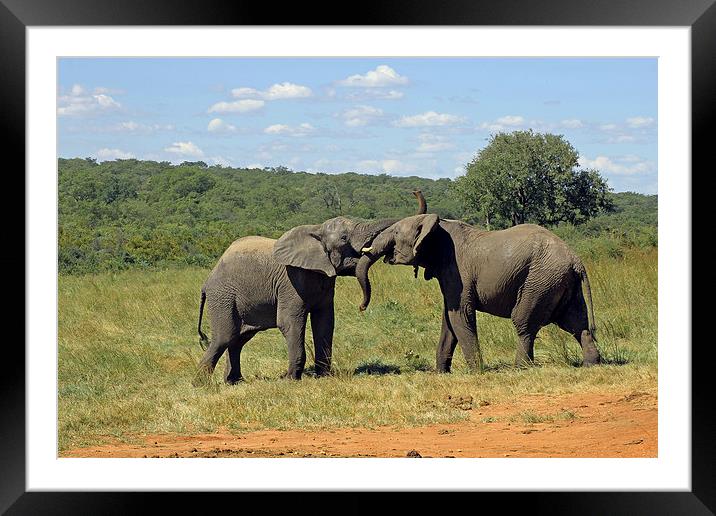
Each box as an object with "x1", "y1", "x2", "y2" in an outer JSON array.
[
  {"x1": 356, "y1": 230, "x2": 393, "y2": 311},
  {"x1": 356, "y1": 254, "x2": 377, "y2": 311},
  {"x1": 356, "y1": 190, "x2": 426, "y2": 310}
]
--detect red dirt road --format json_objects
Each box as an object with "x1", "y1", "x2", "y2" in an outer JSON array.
[{"x1": 62, "y1": 390, "x2": 656, "y2": 458}]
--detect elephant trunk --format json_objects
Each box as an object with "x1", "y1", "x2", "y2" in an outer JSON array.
[
  {"x1": 356, "y1": 230, "x2": 394, "y2": 311},
  {"x1": 413, "y1": 190, "x2": 427, "y2": 215},
  {"x1": 355, "y1": 190, "x2": 426, "y2": 309},
  {"x1": 350, "y1": 219, "x2": 398, "y2": 254}
]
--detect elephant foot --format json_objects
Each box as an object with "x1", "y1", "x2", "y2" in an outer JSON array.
[
  {"x1": 580, "y1": 330, "x2": 601, "y2": 366},
  {"x1": 224, "y1": 375, "x2": 245, "y2": 385},
  {"x1": 514, "y1": 356, "x2": 534, "y2": 369},
  {"x1": 582, "y1": 354, "x2": 601, "y2": 367},
  {"x1": 192, "y1": 369, "x2": 213, "y2": 387},
  {"x1": 314, "y1": 367, "x2": 333, "y2": 378},
  {"x1": 464, "y1": 358, "x2": 484, "y2": 374},
  {"x1": 281, "y1": 370, "x2": 303, "y2": 381}
]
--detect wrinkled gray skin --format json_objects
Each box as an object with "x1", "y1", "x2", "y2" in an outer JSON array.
[
  {"x1": 194, "y1": 193, "x2": 426, "y2": 384},
  {"x1": 356, "y1": 214, "x2": 600, "y2": 371}
]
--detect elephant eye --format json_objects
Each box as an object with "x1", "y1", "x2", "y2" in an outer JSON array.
[{"x1": 340, "y1": 234, "x2": 348, "y2": 242}]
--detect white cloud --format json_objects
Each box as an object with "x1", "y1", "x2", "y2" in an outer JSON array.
[
  {"x1": 478, "y1": 115, "x2": 526, "y2": 132},
  {"x1": 209, "y1": 156, "x2": 233, "y2": 167},
  {"x1": 265, "y1": 82, "x2": 312, "y2": 100},
  {"x1": 599, "y1": 123, "x2": 618, "y2": 131},
  {"x1": 345, "y1": 89, "x2": 405, "y2": 101},
  {"x1": 231, "y1": 82, "x2": 312, "y2": 100},
  {"x1": 93, "y1": 86, "x2": 124, "y2": 95},
  {"x1": 606, "y1": 134, "x2": 637, "y2": 144},
  {"x1": 579, "y1": 155, "x2": 653, "y2": 176},
  {"x1": 96, "y1": 148, "x2": 135, "y2": 161},
  {"x1": 416, "y1": 133, "x2": 455, "y2": 152},
  {"x1": 560, "y1": 119, "x2": 584, "y2": 129},
  {"x1": 112, "y1": 121, "x2": 174, "y2": 133},
  {"x1": 496, "y1": 115, "x2": 525, "y2": 126},
  {"x1": 230, "y1": 87, "x2": 259, "y2": 98},
  {"x1": 164, "y1": 141, "x2": 204, "y2": 157},
  {"x1": 264, "y1": 123, "x2": 316, "y2": 137},
  {"x1": 356, "y1": 159, "x2": 416, "y2": 174},
  {"x1": 58, "y1": 84, "x2": 121, "y2": 117},
  {"x1": 372, "y1": 89, "x2": 404, "y2": 100},
  {"x1": 120, "y1": 121, "x2": 140, "y2": 131},
  {"x1": 626, "y1": 116, "x2": 655, "y2": 128},
  {"x1": 341, "y1": 105, "x2": 384, "y2": 127},
  {"x1": 395, "y1": 111, "x2": 466, "y2": 128},
  {"x1": 207, "y1": 99, "x2": 265, "y2": 114},
  {"x1": 207, "y1": 118, "x2": 237, "y2": 133},
  {"x1": 338, "y1": 65, "x2": 409, "y2": 88}
]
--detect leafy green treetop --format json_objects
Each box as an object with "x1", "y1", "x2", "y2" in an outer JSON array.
[{"x1": 454, "y1": 130, "x2": 613, "y2": 229}]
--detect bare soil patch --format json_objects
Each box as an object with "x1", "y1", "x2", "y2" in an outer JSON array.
[{"x1": 62, "y1": 390, "x2": 656, "y2": 458}]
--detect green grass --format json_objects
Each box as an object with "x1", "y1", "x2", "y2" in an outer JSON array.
[{"x1": 58, "y1": 248, "x2": 657, "y2": 451}]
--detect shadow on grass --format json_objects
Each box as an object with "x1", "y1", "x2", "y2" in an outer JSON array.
[
  {"x1": 481, "y1": 361, "x2": 519, "y2": 373},
  {"x1": 598, "y1": 355, "x2": 631, "y2": 366},
  {"x1": 542, "y1": 338, "x2": 633, "y2": 368},
  {"x1": 353, "y1": 359, "x2": 401, "y2": 376}
]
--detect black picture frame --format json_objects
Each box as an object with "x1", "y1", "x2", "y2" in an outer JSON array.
[{"x1": 3, "y1": 0, "x2": 710, "y2": 513}]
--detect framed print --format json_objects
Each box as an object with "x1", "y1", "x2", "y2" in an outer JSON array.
[{"x1": 4, "y1": 0, "x2": 712, "y2": 513}]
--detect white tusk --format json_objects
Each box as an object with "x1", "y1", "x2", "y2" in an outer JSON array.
[{"x1": 361, "y1": 246, "x2": 373, "y2": 254}]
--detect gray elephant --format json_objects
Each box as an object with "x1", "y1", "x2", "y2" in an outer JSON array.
[
  {"x1": 356, "y1": 213, "x2": 600, "y2": 371},
  {"x1": 194, "y1": 192, "x2": 426, "y2": 384}
]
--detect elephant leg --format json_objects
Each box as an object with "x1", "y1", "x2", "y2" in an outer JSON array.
[
  {"x1": 511, "y1": 278, "x2": 564, "y2": 367},
  {"x1": 310, "y1": 302, "x2": 334, "y2": 377},
  {"x1": 446, "y1": 304, "x2": 482, "y2": 372},
  {"x1": 278, "y1": 308, "x2": 308, "y2": 380},
  {"x1": 436, "y1": 307, "x2": 458, "y2": 373},
  {"x1": 514, "y1": 331, "x2": 537, "y2": 366},
  {"x1": 194, "y1": 308, "x2": 240, "y2": 386},
  {"x1": 556, "y1": 300, "x2": 600, "y2": 366},
  {"x1": 223, "y1": 329, "x2": 258, "y2": 384}
]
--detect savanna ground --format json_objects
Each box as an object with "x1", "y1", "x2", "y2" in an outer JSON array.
[{"x1": 58, "y1": 248, "x2": 657, "y2": 458}]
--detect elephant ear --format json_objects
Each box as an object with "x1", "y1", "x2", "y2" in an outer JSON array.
[
  {"x1": 413, "y1": 213, "x2": 440, "y2": 257},
  {"x1": 273, "y1": 225, "x2": 336, "y2": 277}
]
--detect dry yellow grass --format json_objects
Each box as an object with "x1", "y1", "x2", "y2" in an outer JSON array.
[{"x1": 58, "y1": 248, "x2": 657, "y2": 451}]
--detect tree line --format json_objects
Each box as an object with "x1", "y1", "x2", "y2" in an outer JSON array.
[{"x1": 59, "y1": 132, "x2": 657, "y2": 274}]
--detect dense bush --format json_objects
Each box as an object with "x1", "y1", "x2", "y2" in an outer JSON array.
[{"x1": 58, "y1": 158, "x2": 657, "y2": 274}]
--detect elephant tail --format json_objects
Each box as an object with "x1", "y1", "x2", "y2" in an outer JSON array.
[
  {"x1": 575, "y1": 261, "x2": 597, "y2": 341},
  {"x1": 198, "y1": 289, "x2": 209, "y2": 350}
]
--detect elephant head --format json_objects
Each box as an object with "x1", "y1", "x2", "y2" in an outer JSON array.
[
  {"x1": 273, "y1": 191, "x2": 426, "y2": 278},
  {"x1": 355, "y1": 213, "x2": 441, "y2": 310}
]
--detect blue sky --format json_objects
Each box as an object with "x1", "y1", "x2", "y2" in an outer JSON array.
[{"x1": 58, "y1": 58, "x2": 657, "y2": 194}]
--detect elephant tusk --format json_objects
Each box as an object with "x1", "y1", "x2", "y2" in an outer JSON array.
[{"x1": 361, "y1": 246, "x2": 373, "y2": 254}]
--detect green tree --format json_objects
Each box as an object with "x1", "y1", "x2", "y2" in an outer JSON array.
[{"x1": 453, "y1": 130, "x2": 613, "y2": 229}]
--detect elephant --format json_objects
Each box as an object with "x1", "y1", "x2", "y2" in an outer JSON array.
[
  {"x1": 194, "y1": 191, "x2": 426, "y2": 384},
  {"x1": 355, "y1": 213, "x2": 600, "y2": 372}
]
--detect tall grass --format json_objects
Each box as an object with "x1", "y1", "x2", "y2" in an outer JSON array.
[{"x1": 58, "y1": 248, "x2": 657, "y2": 451}]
